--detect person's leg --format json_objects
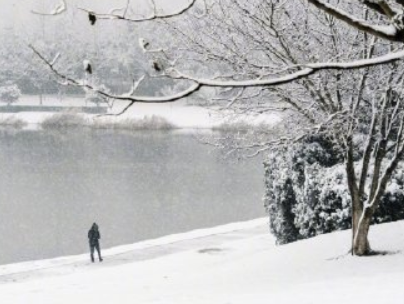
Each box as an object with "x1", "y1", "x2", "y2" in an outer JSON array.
[
  {"x1": 90, "y1": 244, "x2": 95, "y2": 262},
  {"x1": 95, "y1": 243, "x2": 103, "y2": 261}
]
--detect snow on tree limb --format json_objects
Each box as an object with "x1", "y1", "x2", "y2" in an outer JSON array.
[
  {"x1": 31, "y1": 0, "x2": 67, "y2": 16},
  {"x1": 169, "y1": 49, "x2": 404, "y2": 87},
  {"x1": 79, "y1": 0, "x2": 199, "y2": 22},
  {"x1": 307, "y1": 0, "x2": 404, "y2": 41},
  {"x1": 362, "y1": 1, "x2": 399, "y2": 18},
  {"x1": 28, "y1": 44, "x2": 202, "y2": 105}
]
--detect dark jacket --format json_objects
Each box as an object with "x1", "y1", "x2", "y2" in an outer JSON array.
[{"x1": 88, "y1": 225, "x2": 101, "y2": 246}]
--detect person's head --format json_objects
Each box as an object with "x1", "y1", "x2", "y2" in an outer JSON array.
[{"x1": 92, "y1": 222, "x2": 98, "y2": 230}]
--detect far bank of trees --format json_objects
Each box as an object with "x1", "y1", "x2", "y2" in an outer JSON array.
[{"x1": 0, "y1": 12, "x2": 172, "y2": 98}]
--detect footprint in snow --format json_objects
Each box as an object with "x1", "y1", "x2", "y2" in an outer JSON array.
[{"x1": 198, "y1": 248, "x2": 227, "y2": 255}]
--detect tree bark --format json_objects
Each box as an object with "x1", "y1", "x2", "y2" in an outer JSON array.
[
  {"x1": 351, "y1": 195, "x2": 362, "y2": 254},
  {"x1": 345, "y1": 140, "x2": 371, "y2": 256},
  {"x1": 352, "y1": 207, "x2": 373, "y2": 255}
]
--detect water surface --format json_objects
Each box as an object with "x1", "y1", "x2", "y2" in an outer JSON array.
[{"x1": 0, "y1": 128, "x2": 265, "y2": 264}]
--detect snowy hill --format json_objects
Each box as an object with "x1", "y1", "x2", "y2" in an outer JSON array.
[{"x1": 0, "y1": 218, "x2": 403, "y2": 303}]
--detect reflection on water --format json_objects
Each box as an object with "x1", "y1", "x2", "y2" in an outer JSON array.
[{"x1": 0, "y1": 128, "x2": 265, "y2": 265}]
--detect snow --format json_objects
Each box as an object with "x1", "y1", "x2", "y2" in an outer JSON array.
[{"x1": 1, "y1": 218, "x2": 404, "y2": 304}]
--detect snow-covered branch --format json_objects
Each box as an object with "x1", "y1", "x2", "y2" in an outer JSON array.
[
  {"x1": 29, "y1": 45, "x2": 202, "y2": 105},
  {"x1": 79, "y1": 0, "x2": 199, "y2": 23},
  {"x1": 31, "y1": 0, "x2": 66, "y2": 16},
  {"x1": 169, "y1": 49, "x2": 404, "y2": 87},
  {"x1": 308, "y1": 0, "x2": 404, "y2": 41}
]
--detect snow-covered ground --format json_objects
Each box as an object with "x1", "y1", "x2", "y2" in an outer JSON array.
[
  {"x1": 0, "y1": 95, "x2": 281, "y2": 129},
  {"x1": 0, "y1": 218, "x2": 403, "y2": 304},
  {"x1": 2, "y1": 96, "x2": 402, "y2": 303}
]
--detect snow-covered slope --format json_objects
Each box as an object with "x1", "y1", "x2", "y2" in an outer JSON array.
[{"x1": 0, "y1": 219, "x2": 403, "y2": 304}]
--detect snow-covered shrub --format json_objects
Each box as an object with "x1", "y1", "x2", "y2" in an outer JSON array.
[
  {"x1": 0, "y1": 116, "x2": 27, "y2": 129},
  {"x1": 264, "y1": 156, "x2": 301, "y2": 244},
  {"x1": 292, "y1": 163, "x2": 351, "y2": 239},
  {"x1": 92, "y1": 115, "x2": 176, "y2": 130},
  {"x1": 269, "y1": 178, "x2": 301, "y2": 244},
  {"x1": 374, "y1": 174, "x2": 404, "y2": 223},
  {"x1": 264, "y1": 136, "x2": 404, "y2": 244},
  {"x1": 41, "y1": 113, "x2": 89, "y2": 129},
  {"x1": 0, "y1": 84, "x2": 21, "y2": 105}
]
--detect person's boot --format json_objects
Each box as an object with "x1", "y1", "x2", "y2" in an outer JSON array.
[
  {"x1": 91, "y1": 255, "x2": 95, "y2": 263},
  {"x1": 99, "y1": 257, "x2": 103, "y2": 262}
]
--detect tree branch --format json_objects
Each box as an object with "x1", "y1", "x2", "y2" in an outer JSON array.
[
  {"x1": 29, "y1": 44, "x2": 201, "y2": 104},
  {"x1": 31, "y1": 0, "x2": 67, "y2": 16},
  {"x1": 307, "y1": 0, "x2": 404, "y2": 41},
  {"x1": 79, "y1": 0, "x2": 198, "y2": 22},
  {"x1": 169, "y1": 49, "x2": 404, "y2": 87}
]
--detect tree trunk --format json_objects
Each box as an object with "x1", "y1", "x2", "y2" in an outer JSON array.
[
  {"x1": 352, "y1": 205, "x2": 373, "y2": 256},
  {"x1": 351, "y1": 195, "x2": 362, "y2": 254},
  {"x1": 346, "y1": 147, "x2": 374, "y2": 256}
]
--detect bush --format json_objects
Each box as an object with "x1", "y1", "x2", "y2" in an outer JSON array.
[
  {"x1": 0, "y1": 84, "x2": 21, "y2": 105},
  {"x1": 41, "y1": 113, "x2": 89, "y2": 129},
  {"x1": 92, "y1": 115, "x2": 176, "y2": 130},
  {"x1": 264, "y1": 148, "x2": 303, "y2": 244},
  {"x1": 266, "y1": 175, "x2": 301, "y2": 244},
  {"x1": 264, "y1": 137, "x2": 404, "y2": 245},
  {"x1": 0, "y1": 116, "x2": 27, "y2": 129},
  {"x1": 41, "y1": 113, "x2": 176, "y2": 131}
]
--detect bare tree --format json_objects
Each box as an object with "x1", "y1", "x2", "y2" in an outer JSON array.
[{"x1": 159, "y1": 0, "x2": 404, "y2": 255}]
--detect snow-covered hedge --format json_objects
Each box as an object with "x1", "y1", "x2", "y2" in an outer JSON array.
[
  {"x1": 0, "y1": 115, "x2": 27, "y2": 129},
  {"x1": 264, "y1": 137, "x2": 404, "y2": 244},
  {"x1": 92, "y1": 116, "x2": 176, "y2": 130},
  {"x1": 41, "y1": 113, "x2": 176, "y2": 130},
  {"x1": 41, "y1": 113, "x2": 89, "y2": 129}
]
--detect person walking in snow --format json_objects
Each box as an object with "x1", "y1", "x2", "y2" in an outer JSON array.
[{"x1": 88, "y1": 222, "x2": 103, "y2": 262}]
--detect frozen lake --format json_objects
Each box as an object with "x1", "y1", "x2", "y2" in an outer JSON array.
[{"x1": 0, "y1": 128, "x2": 265, "y2": 265}]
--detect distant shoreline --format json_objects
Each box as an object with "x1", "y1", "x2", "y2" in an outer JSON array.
[{"x1": 0, "y1": 95, "x2": 280, "y2": 130}]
